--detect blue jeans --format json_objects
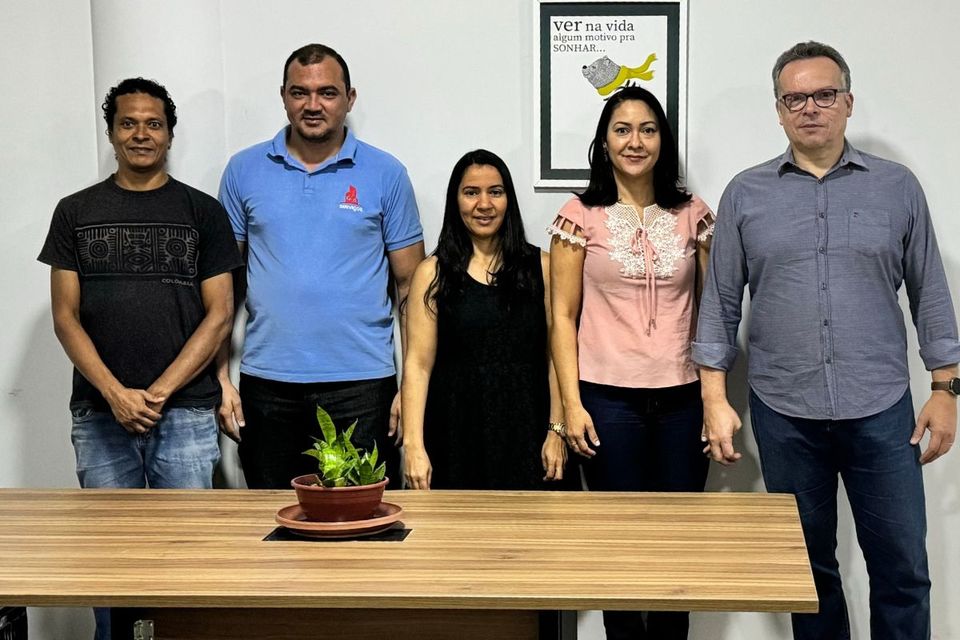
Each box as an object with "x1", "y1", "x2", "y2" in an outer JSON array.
[
  {"x1": 580, "y1": 381, "x2": 707, "y2": 640},
  {"x1": 238, "y1": 374, "x2": 400, "y2": 489},
  {"x1": 750, "y1": 389, "x2": 930, "y2": 640},
  {"x1": 71, "y1": 406, "x2": 220, "y2": 489},
  {"x1": 71, "y1": 406, "x2": 220, "y2": 640}
]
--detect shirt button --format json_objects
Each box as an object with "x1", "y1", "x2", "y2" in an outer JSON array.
[
  {"x1": 825, "y1": 357, "x2": 832, "y2": 364},
  {"x1": 818, "y1": 247, "x2": 825, "y2": 253},
  {"x1": 821, "y1": 283, "x2": 827, "y2": 290},
  {"x1": 823, "y1": 320, "x2": 829, "y2": 326},
  {"x1": 818, "y1": 212, "x2": 825, "y2": 218}
]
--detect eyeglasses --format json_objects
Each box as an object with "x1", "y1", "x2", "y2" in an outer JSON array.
[{"x1": 779, "y1": 88, "x2": 847, "y2": 112}]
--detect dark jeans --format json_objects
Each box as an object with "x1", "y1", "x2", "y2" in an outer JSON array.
[
  {"x1": 580, "y1": 380, "x2": 708, "y2": 640},
  {"x1": 238, "y1": 374, "x2": 400, "y2": 490},
  {"x1": 750, "y1": 388, "x2": 930, "y2": 640}
]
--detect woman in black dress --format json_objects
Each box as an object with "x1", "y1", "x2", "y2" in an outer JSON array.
[{"x1": 401, "y1": 149, "x2": 569, "y2": 489}]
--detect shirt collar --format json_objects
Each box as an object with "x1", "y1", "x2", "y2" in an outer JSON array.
[
  {"x1": 266, "y1": 126, "x2": 358, "y2": 172},
  {"x1": 776, "y1": 139, "x2": 869, "y2": 176}
]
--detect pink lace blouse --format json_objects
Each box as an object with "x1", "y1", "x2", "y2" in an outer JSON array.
[{"x1": 548, "y1": 195, "x2": 715, "y2": 389}]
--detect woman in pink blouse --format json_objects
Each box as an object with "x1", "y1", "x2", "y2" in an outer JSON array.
[{"x1": 548, "y1": 86, "x2": 714, "y2": 640}]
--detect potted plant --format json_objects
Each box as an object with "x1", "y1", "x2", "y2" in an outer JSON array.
[{"x1": 291, "y1": 405, "x2": 388, "y2": 522}]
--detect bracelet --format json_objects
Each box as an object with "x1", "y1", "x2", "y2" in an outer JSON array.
[{"x1": 548, "y1": 422, "x2": 567, "y2": 437}]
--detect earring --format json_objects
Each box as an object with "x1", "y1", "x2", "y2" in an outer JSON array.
[{"x1": 602, "y1": 145, "x2": 609, "y2": 162}]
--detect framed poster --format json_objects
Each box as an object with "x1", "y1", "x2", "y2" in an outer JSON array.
[{"x1": 534, "y1": 0, "x2": 687, "y2": 188}]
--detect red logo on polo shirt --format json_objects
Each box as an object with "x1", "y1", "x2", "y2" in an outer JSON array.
[
  {"x1": 339, "y1": 185, "x2": 363, "y2": 212},
  {"x1": 343, "y1": 185, "x2": 358, "y2": 205}
]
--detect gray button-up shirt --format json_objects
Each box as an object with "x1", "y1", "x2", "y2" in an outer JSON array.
[{"x1": 692, "y1": 142, "x2": 960, "y2": 419}]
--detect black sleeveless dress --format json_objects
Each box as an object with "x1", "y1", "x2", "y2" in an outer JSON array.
[{"x1": 424, "y1": 248, "x2": 556, "y2": 490}]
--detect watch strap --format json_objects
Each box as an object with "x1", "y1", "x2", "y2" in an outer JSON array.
[{"x1": 931, "y1": 378, "x2": 960, "y2": 395}]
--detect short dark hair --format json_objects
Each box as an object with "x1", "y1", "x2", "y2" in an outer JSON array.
[
  {"x1": 772, "y1": 41, "x2": 851, "y2": 97},
  {"x1": 282, "y1": 43, "x2": 351, "y2": 90},
  {"x1": 578, "y1": 86, "x2": 690, "y2": 210},
  {"x1": 102, "y1": 77, "x2": 177, "y2": 135}
]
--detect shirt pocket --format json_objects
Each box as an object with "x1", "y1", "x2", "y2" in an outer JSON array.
[
  {"x1": 335, "y1": 200, "x2": 383, "y2": 240},
  {"x1": 848, "y1": 210, "x2": 891, "y2": 255}
]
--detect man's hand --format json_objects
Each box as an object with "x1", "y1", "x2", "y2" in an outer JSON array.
[
  {"x1": 217, "y1": 380, "x2": 245, "y2": 444},
  {"x1": 542, "y1": 431, "x2": 568, "y2": 481},
  {"x1": 702, "y1": 398, "x2": 743, "y2": 465},
  {"x1": 565, "y1": 404, "x2": 600, "y2": 457},
  {"x1": 911, "y1": 392, "x2": 957, "y2": 464},
  {"x1": 104, "y1": 386, "x2": 164, "y2": 434},
  {"x1": 387, "y1": 391, "x2": 402, "y2": 446}
]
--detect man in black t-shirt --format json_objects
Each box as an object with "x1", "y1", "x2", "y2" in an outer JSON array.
[{"x1": 38, "y1": 78, "x2": 242, "y2": 496}]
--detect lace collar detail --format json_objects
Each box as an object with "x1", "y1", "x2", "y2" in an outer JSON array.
[{"x1": 605, "y1": 202, "x2": 685, "y2": 279}]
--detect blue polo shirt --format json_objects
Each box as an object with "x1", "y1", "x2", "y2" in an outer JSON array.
[{"x1": 219, "y1": 127, "x2": 423, "y2": 382}]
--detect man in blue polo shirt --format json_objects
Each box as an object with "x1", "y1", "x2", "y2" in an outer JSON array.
[{"x1": 217, "y1": 43, "x2": 424, "y2": 489}]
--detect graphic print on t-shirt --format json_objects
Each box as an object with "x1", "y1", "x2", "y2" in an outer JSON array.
[{"x1": 75, "y1": 223, "x2": 198, "y2": 277}]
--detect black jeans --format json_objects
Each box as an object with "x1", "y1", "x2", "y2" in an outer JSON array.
[
  {"x1": 580, "y1": 380, "x2": 707, "y2": 640},
  {"x1": 238, "y1": 374, "x2": 400, "y2": 490}
]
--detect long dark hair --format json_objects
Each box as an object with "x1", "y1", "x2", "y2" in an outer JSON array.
[
  {"x1": 426, "y1": 149, "x2": 539, "y2": 314},
  {"x1": 578, "y1": 86, "x2": 690, "y2": 209}
]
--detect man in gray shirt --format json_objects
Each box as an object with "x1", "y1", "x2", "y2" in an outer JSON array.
[{"x1": 693, "y1": 41, "x2": 959, "y2": 640}]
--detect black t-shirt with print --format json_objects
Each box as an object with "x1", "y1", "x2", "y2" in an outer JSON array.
[{"x1": 38, "y1": 176, "x2": 243, "y2": 411}]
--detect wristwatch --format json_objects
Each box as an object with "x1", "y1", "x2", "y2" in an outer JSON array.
[
  {"x1": 931, "y1": 378, "x2": 960, "y2": 396},
  {"x1": 548, "y1": 422, "x2": 567, "y2": 437}
]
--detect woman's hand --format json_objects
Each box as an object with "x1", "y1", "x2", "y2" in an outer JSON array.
[
  {"x1": 403, "y1": 445, "x2": 433, "y2": 489},
  {"x1": 565, "y1": 405, "x2": 600, "y2": 457},
  {"x1": 542, "y1": 431, "x2": 568, "y2": 480}
]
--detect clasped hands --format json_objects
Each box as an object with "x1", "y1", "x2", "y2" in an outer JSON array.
[{"x1": 104, "y1": 385, "x2": 167, "y2": 434}]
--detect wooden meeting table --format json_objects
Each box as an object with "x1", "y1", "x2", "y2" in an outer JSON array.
[{"x1": 0, "y1": 489, "x2": 816, "y2": 639}]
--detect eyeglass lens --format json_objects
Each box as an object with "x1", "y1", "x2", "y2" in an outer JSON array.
[{"x1": 783, "y1": 89, "x2": 839, "y2": 111}]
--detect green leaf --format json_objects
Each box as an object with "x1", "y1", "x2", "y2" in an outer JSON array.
[
  {"x1": 357, "y1": 467, "x2": 371, "y2": 486},
  {"x1": 320, "y1": 448, "x2": 343, "y2": 468},
  {"x1": 346, "y1": 465, "x2": 361, "y2": 485},
  {"x1": 344, "y1": 437, "x2": 359, "y2": 462},
  {"x1": 316, "y1": 405, "x2": 337, "y2": 444},
  {"x1": 303, "y1": 406, "x2": 384, "y2": 486}
]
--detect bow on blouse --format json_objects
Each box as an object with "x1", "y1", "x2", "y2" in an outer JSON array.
[{"x1": 631, "y1": 226, "x2": 658, "y2": 335}]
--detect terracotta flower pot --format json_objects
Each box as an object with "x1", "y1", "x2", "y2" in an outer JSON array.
[{"x1": 291, "y1": 475, "x2": 389, "y2": 522}]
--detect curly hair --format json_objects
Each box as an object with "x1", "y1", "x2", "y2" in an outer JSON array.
[{"x1": 102, "y1": 77, "x2": 177, "y2": 135}]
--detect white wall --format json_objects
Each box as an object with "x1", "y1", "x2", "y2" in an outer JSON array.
[
  {"x1": 1, "y1": 1, "x2": 956, "y2": 639},
  {"x1": 1, "y1": 4, "x2": 98, "y2": 637}
]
